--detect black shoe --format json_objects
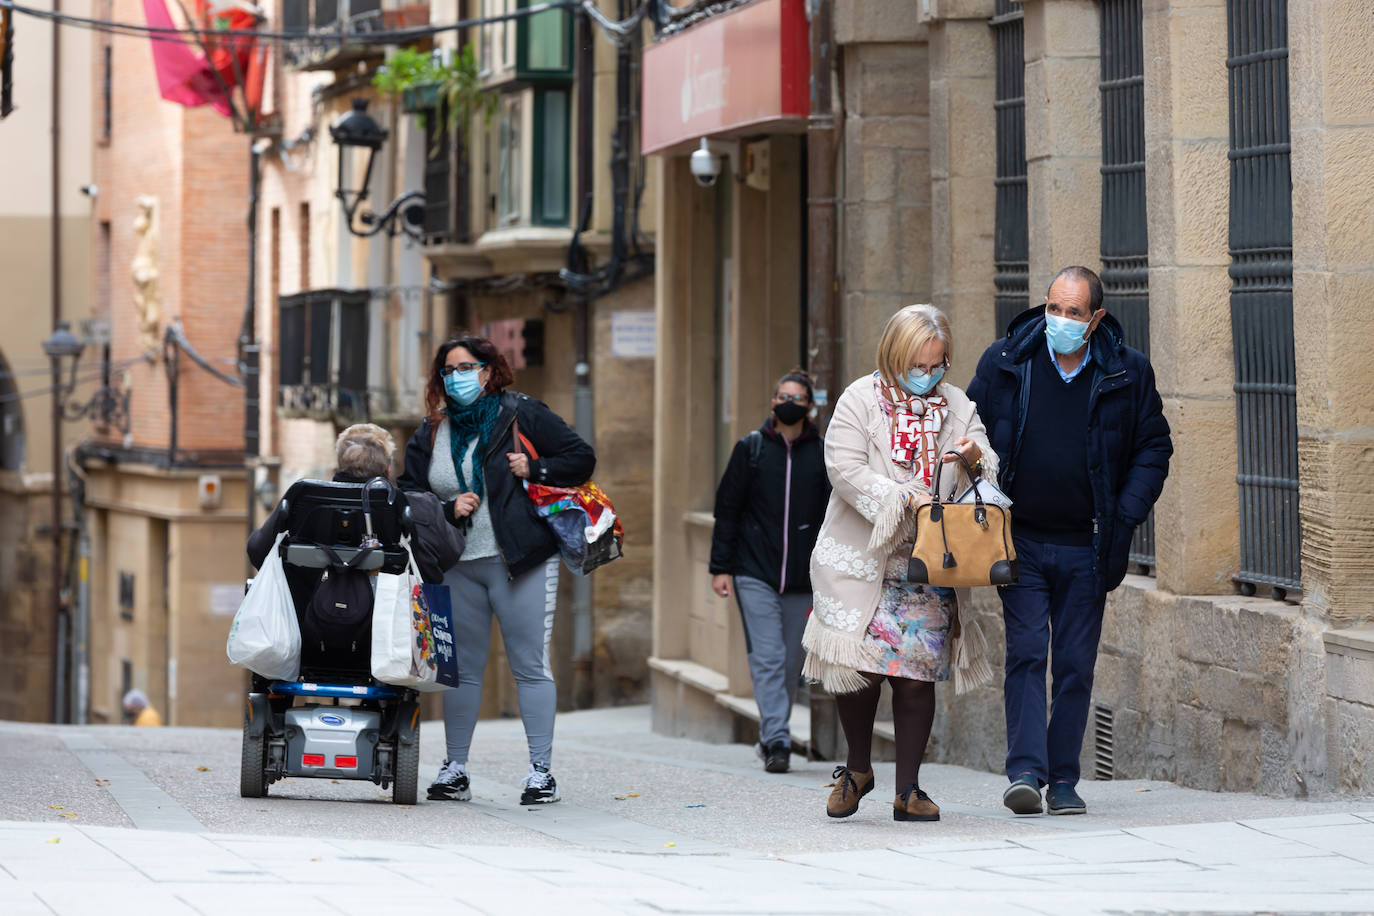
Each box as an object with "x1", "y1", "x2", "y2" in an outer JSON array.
[
  {"x1": 427, "y1": 759, "x2": 471, "y2": 801},
  {"x1": 1002, "y1": 775, "x2": 1042, "y2": 815},
  {"x1": 764, "y1": 742, "x2": 791, "y2": 774},
  {"x1": 1046, "y1": 781, "x2": 1086, "y2": 815},
  {"x1": 520, "y1": 764, "x2": 560, "y2": 805}
]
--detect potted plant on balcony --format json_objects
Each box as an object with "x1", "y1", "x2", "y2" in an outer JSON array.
[{"x1": 372, "y1": 44, "x2": 493, "y2": 137}]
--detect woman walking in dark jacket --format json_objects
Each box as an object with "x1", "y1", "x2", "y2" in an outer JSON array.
[
  {"x1": 709, "y1": 370, "x2": 831, "y2": 772},
  {"x1": 398, "y1": 335, "x2": 594, "y2": 805}
]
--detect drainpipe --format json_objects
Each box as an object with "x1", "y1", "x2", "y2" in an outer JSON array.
[
  {"x1": 805, "y1": 0, "x2": 841, "y2": 761},
  {"x1": 69, "y1": 453, "x2": 90, "y2": 724},
  {"x1": 805, "y1": 0, "x2": 838, "y2": 419},
  {"x1": 243, "y1": 144, "x2": 261, "y2": 541},
  {"x1": 49, "y1": 0, "x2": 66, "y2": 724},
  {"x1": 569, "y1": 6, "x2": 597, "y2": 709}
]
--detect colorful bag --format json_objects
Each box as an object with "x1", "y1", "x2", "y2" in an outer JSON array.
[
  {"x1": 422, "y1": 582, "x2": 459, "y2": 688},
  {"x1": 514, "y1": 420, "x2": 624, "y2": 575},
  {"x1": 370, "y1": 540, "x2": 447, "y2": 691}
]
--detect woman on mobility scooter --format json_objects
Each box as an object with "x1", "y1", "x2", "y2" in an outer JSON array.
[
  {"x1": 240, "y1": 424, "x2": 464, "y2": 803},
  {"x1": 399, "y1": 335, "x2": 595, "y2": 806}
]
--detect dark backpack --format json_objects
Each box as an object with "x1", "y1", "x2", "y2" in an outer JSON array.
[
  {"x1": 746, "y1": 430, "x2": 764, "y2": 473},
  {"x1": 299, "y1": 545, "x2": 375, "y2": 675}
]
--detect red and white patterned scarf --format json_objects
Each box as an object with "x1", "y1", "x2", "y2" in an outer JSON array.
[{"x1": 873, "y1": 372, "x2": 946, "y2": 488}]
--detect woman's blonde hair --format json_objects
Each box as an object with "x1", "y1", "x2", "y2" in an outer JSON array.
[
  {"x1": 875, "y1": 304, "x2": 952, "y2": 388},
  {"x1": 336, "y1": 423, "x2": 395, "y2": 479}
]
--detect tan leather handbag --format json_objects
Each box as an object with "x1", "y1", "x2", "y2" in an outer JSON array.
[{"x1": 907, "y1": 451, "x2": 1018, "y2": 588}]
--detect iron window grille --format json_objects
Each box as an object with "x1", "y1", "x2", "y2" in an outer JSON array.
[
  {"x1": 423, "y1": 102, "x2": 454, "y2": 242},
  {"x1": 1226, "y1": 0, "x2": 1301, "y2": 599},
  {"x1": 991, "y1": 0, "x2": 1029, "y2": 338},
  {"x1": 277, "y1": 289, "x2": 372, "y2": 422},
  {"x1": 1100, "y1": 0, "x2": 1155, "y2": 572}
]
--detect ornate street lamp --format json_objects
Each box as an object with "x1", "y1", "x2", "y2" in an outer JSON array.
[
  {"x1": 330, "y1": 98, "x2": 426, "y2": 240},
  {"x1": 42, "y1": 321, "x2": 131, "y2": 434}
]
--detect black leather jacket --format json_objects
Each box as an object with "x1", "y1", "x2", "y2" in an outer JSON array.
[{"x1": 397, "y1": 391, "x2": 595, "y2": 579}]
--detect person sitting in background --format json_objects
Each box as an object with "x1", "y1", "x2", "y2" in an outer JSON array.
[{"x1": 122, "y1": 689, "x2": 162, "y2": 726}]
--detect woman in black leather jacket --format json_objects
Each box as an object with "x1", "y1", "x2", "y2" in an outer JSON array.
[{"x1": 397, "y1": 335, "x2": 593, "y2": 806}]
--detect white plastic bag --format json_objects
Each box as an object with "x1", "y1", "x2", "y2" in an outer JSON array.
[
  {"x1": 371, "y1": 541, "x2": 444, "y2": 691},
  {"x1": 226, "y1": 533, "x2": 301, "y2": 680}
]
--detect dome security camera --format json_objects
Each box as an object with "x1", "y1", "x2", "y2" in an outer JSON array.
[{"x1": 690, "y1": 138, "x2": 721, "y2": 188}]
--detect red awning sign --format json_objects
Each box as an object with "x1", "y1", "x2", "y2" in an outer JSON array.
[{"x1": 641, "y1": 0, "x2": 810, "y2": 155}]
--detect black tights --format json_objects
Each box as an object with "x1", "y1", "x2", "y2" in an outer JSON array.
[{"x1": 834, "y1": 674, "x2": 937, "y2": 794}]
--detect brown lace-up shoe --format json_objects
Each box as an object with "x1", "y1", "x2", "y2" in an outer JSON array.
[
  {"x1": 826, "y1": 766, "x2": 875, "y2": 818},
  {"x1": 893, "y1": 784, "x2": 940, "y2": 822}
]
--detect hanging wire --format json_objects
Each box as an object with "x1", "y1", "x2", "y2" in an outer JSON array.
[
  {"x1": 0, "y1": 0, "x2": 579, "y2": 44},
  {"x1": 580, "y1": 0, "x2": 647, "y2": 44}
]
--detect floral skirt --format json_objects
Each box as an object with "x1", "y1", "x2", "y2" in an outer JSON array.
[{"x1": 854, "y1": 543, "x2": 958, "y2": 682}]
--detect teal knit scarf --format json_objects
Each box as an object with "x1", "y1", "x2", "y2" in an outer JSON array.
[{"x1": 444, "y1": 393, "x2": 501, "y2": 497}]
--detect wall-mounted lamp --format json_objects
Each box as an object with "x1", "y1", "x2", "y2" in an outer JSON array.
[{"x1": 329, "y1": 98, "x2": 426, "y2": 241}]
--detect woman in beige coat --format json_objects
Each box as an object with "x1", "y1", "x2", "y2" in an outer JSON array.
[{"x1": 804, "y1": 304, "x2": 995, "y2": 822}]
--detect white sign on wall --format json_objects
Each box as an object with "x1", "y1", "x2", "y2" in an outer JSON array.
[
  {"x1": 208, "y1": 584, "x2": 244, "y2": 617},
  {"x1": 610, "y1": 311, "x2": 657, "y2": 358}
]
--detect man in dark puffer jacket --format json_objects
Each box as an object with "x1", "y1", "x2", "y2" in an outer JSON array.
[{"x1": 968, "y1": 266, "x2": 1171, "y2": 818}]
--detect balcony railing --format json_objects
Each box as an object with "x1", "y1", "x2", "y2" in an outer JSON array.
[
  {"x1": 277, "y1": 288, "x2": 371, "y2": 422},
  {"x1": 283, "y1": 0, "x2": 427, "y2": 70}
]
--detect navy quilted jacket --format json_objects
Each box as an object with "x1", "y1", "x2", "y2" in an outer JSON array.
[{"x1": 966, "y1": 306, "x2": 1173, "y2": 591}]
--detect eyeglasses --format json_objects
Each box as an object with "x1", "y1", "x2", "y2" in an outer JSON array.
[
  {"x1": 440, "y1": 362, "x2": 486, "y2": 377},
  {"x1": 774, "y1": 393, "x2": 810, "y2": 403},
  {"x1": 908, "y1": 362, "x2": 948, "y2": 374}
]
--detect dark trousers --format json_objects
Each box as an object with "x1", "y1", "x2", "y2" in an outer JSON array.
[{"x1": 999, "y1": 534, "x2": 1105, "y2": 788}]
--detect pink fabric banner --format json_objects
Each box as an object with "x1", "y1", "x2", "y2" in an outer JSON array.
[{"x1": 142, "y1": 0, "x2": 232, "y2": 117}]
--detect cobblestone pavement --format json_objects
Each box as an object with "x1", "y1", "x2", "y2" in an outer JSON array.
[{"x1": 2, "y1": 706, "x2": 1373, "y2": 914}]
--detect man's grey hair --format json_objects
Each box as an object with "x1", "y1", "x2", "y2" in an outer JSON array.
[
  {"x1": 1047, "y1": 266, "x2": 1104, "y2": 312},
  {"x1": 336, "y1": 423, "x2": 395, "y2": 479}
]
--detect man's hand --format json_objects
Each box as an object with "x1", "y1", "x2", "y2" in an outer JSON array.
[
  {"x1": 711, "y1": 574, "x2": 732, "y2": 598},
  {"x1": 507, "y1": 452, "x2": 531, "y2": 479},
  {"x1": 452, "y1": 493, "x2": 481, "y2": 519},
  {"x1": 942, "y1": 436, "x2": 982, "y2": 467}
]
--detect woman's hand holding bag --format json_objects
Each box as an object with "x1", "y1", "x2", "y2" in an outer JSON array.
[{"x1": 907, "y1": 451, "x2": 1018, "y2": 588}]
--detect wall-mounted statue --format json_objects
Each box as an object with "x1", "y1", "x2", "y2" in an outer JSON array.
[{"x1": 131, "y1": 195, "x2": 162, "y2": 358}]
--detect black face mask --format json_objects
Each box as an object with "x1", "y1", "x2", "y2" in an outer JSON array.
[{"x1": 772, "y1": 401, "x2": 809, "y2": 426}]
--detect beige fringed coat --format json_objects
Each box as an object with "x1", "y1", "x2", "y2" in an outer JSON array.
[{"x1": 802, "y1": 374, "x2": 997, "y2": 694}]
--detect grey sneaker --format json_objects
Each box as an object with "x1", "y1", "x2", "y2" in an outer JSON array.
[
  {"x1": 1002, "y1": 775, "x2": 1042, "y2": 815},
  {"x1": 427, "y1": 759, "x2": 471, "y2": 801},
  {"x1": 520, "y1": 764, "x2": 560, "y2": 805}
]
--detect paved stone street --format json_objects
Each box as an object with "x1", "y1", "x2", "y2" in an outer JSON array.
[{"x1": 2, "y1": 705, "x2": 1373, "y2": 914}]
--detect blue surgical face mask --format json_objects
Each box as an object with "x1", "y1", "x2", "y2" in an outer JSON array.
[
  {"x1": 444, "y1": 369, "x2": 484, "y2": 406},
  {"x1": 899, "y1": 366, "x2": 945, "y2": 396},
  {"x1": 1045, "y1": 313, "x2": 1091, "y2": 355}
]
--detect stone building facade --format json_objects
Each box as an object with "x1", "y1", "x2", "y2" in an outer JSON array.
[
  {"x1": 0, "y1": 0, "x2": 92, "y2": 722},
  {"x1": 649, "y1": 0, "x2": 1374, "y2": 796},
  {"x1": 0, "y1": 0, "x2": 254, "y2": 726},
  {"x1": 76, "y1": 0, "x2": 252, "y2": 727}
]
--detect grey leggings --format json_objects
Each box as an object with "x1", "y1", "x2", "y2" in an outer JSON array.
[{"x1": 440, "y1": 555, "x2": 560, "y2": 767}]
